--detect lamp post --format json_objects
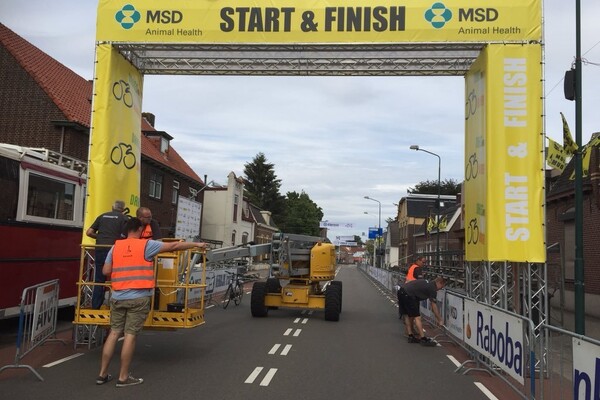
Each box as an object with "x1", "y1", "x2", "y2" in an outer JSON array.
[
  {"x1": 364, "y1": 196, "x2": 382, "y2": 268},
  {"x1": 410, "y1": 145, "x2": 441, "y2": 267}
]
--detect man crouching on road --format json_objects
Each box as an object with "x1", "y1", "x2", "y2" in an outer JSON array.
[
  {"x1": 96, "y1": 217, "x2": 206, "y2": 387},
  {"x1": 397, "y1": 277, "x2": 445, "y2": 347}
]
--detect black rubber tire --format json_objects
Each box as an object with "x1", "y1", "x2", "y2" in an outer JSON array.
[
  {"x1": 266, "y1": 278, "x2": 282, "y2": 293},
  {"x1": 251, "y1": 282, "x2": 268, "y2": 317},
  {"x1": 234, "y1": 283, "x2": 243, "y2": 306},
  {"x1": 330, "y1": 281, "x2": 343, "y2": 312},
  {"x1": 324, "y1": 284, "x2": 341, "y2": 321},
  {"x1": 222, "y1": 287, "x2": 232, "y2": 309}
]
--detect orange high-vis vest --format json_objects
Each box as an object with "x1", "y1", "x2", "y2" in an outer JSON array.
[
  {"x1": 405, "y1": 264, "x2": 419, "y2": 282},
  {"x1": 111, "y1": 238, "x2": 155, "y2": 290},
  {"x1": 141, "y1": 224, "x2": 153, "y2": 239}
]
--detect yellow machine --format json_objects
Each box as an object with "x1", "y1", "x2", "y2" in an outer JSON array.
[
  {"x1": 74, "y1": 242, "x2": 207, "y2": 330},
  {"x1": 207, "y1": 233, "x2": 342, "y2": 321}
]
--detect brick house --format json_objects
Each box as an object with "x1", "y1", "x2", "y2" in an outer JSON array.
[
  {"x1": 396, "y1": 193, "x2": 457, "y2": 267},
  {"x1": 546, "y1": 137, "x2": 600, "y2": 319},
  {"x1": 0, "y1": 23, "x2": 204, "y2": 238}
]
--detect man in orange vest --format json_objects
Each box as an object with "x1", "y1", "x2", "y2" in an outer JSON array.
[
  {"x1": 96, "y1": 217, "x2": 206, "y2": 387},
  {"x1": 405, "y1": 255, "x2": 426, "y2": 282},
  {"x1": 136, "y1": 207, "x2": 162, "y2": 240}
]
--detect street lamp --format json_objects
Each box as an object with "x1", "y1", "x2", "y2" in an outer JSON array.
[
  {"x1": 364, "y1": 196, "x2": 382, "y2": 268},
  {"x1": 410, "y1": 145, "x2": 441, "y2": 267}
]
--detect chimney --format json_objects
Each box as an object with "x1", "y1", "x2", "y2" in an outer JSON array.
[
  {"x1": 260, "y1": 211, "x2": 272, "y2": 225},
  {"x1": 142, "y1": 112, "x2": 155, "y2": 127}
]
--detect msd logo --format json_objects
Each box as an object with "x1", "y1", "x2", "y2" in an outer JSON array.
[
  {"x1": 115, "y1": 4, "x2": 184, "y2": 29},
  {"x1": 115, "y1": 4, "x2": 141, "y2": 29}
]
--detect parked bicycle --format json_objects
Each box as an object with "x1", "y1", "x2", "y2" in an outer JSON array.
[{"x1": 222, "y1": 271, "x2": 244, "y2": 309}]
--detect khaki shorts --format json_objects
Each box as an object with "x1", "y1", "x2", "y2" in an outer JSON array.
[{"x1": 109, "y1": 296, "x2": 151, "y2": 335}]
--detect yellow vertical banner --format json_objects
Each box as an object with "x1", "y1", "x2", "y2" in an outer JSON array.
[
  {"x1": 465, "y1": 44, "x2": 545, "y2": 262},
  {"x1": 464, "y1": 51, "x2": 487, "y2": 260},
  {"x1": 83, "y1": 44, "x2": 143, "y2": 244}
]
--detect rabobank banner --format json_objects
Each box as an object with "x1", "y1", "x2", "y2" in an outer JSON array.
[
  {"x1": 464, "y1": 299, "x2": 525, "y2": 384},
  {"x1": 83, "y1": 44, "x2": 143, "y2": 244},
  {"x1": 464, "y1": 44, "x2": 545, "y2": 262},
  {"x1": 96, "y1": 0, "x2": 541, "y2": 43},
  {"x1": 573, "y1": 338, "x2": 600, "y2": 400}
]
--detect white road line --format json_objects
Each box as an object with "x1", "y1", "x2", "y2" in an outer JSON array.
[
  {"x1": 293, "y1": 318, "x2": 301, "y2": 323},
  {"x1": 283, "y1": 328, "x2": 293, "y2": 336},
  {"x1": 260, "y1": 368, "x2": 278, "y2": 386},
  {"x1": 268, "y1": 344, "x2": 281, "y2": 355},
  {"x1": 446, "y1": 355, "x2": 461, "y2": 368},
  {"x1": 301, "y1": 318, "x2": 308, "y2": 324},
  {"x1": 293, "y1": 328, "x2": 301, "y2": 337},
  {"x1": 308, "y1": 310, "x2": 313, "y2": 315},
  {"x1": 474, "y1": 382, "x2": 499, "y2": 400},
  {"x1": 281, "y1": 344, "x2": 292, "y2": 356},
  {"x1": 42, "y1": 353, "x2": 84, "y2": 368},
  {"x1": 245, "y1": 367, "x2": 264, "y2": 384},
  {"x1": 206, "y1": 304, "x2": 215, "y2": 309}
]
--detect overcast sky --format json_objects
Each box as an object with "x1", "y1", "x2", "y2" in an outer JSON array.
[{"x1": 2, "y1": 1, "x2": 600, "y2": 242}]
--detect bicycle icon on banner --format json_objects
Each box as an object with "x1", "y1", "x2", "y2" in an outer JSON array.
[
  {"x1": 467, "y1": 218, "x2": 480, "y2": 245},
  {"x1": 112, "y1": 79, "x2": 133, "y2": 108},
  {"x1": 465, "y1": 152, "x2": 479, "y2": 181},
  {"x1": 110, "y1": 142, "x2": 136, "y2": 169},
  {"x1": 465, "y1": 89, "x2": 478, "y2": 121}
]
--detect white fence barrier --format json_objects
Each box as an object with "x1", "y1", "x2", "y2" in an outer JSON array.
[{"x1": 0, "y1": 279, "x2": 65, "y2": 381}]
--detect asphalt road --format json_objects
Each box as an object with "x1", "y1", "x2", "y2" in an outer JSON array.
[{"x1": 0, "y1": 265, "x2": 494, "y2": 400}]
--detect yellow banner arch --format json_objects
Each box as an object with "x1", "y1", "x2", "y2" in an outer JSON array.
[
  {"x1": 83, "y1": 44, "x2": 143, "y2": 244},
  {"x1": 97, "y1": 0, "x2": 541, "y2": 43}
]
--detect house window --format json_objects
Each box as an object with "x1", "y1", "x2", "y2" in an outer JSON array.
[
  {"x1": 233, "y1": 194, "x2": 239, "y2": 222},
  {"x1": 172, "y1": 180, "x2": 179, "y2": 205},
  {"x1": 231, "y1": 230, "x2": 236, "y2": 246},
  {"x1": 242, "y1": 232, "x2": 248, "y2": 244},
  {"x1": 149, "y1": 171, "x2": 163, "y2": 199}
]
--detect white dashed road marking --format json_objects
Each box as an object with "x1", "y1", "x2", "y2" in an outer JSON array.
[
  {"x1": 474, "y1": 382, "x2": 499, "y2": 400},
  {"x1": 260, "y1": 368, "x2": 278, "y2": 386},
  {"x1": 283, "y1": 328, "x2": 301, "y2": 337},
  {"x1": 245, "y1": 367, "x2": 264, "y2": 384}
]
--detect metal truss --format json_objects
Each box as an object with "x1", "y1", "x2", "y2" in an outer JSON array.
[{"x1": 111, "y1": 42, "x2": 488, "y2": 76}]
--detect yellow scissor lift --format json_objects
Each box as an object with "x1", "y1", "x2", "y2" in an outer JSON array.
[{"x1": 73, "y1": 241, "x2": 207, "y2": 347}]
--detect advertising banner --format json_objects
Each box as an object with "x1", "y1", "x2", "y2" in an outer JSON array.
[
  {"x1": 464, "y1": 44, "x2": 544, "y2": 262},
  {"x1": 31, "y1": 281, "x2": 58, "y2": 341},
  {"x1": 97, "y1": 0, "x2": 541, "y2": 44},
  {"x1": 572, "y1": 338, "x2": 600, "y2": 400},
  {"x1": 464, "y1": 299, "x2": 525, "y2": 384},
  {"x1": 83, "y1": 44, "x2": 143, "y2": 244},
  {"x1": 175, "y1": 196, "x2": 202, "y2": 240},
  {"x1": 444, "y1": 291, "x2": 464, "y2": 341}
]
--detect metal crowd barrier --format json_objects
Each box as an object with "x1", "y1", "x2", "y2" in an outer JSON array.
[
  {"x1": 538, "y1": 324, "x2": 600, "y2": 400},
  {"x1": 0, "y1": 279, "x2": 66, "y2": 381}
]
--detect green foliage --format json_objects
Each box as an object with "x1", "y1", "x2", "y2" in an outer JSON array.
[
  {"x1": 243, "y1": 153, "x2": 286, "y2": 223},
  {"x1": 407, "y1": 178, "x2": 461, "y2": 195},
  {"x1": 278, "y1": 191, "x2": 323, "y2": 235}
]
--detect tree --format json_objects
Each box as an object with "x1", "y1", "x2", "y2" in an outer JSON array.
[
  {"x1": 407, "y1": 178, "x2": 461, "y2": 195},
  {"x1": 243, "y1": 153, "x2": 286, "y2": 224},
  {"x1": 278, "y1": 191, "x2": 323, "y2": 235}
]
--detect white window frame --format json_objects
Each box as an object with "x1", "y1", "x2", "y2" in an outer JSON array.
[{"x1": 16, "y1": 168, "x2": 85, "y2": 227}]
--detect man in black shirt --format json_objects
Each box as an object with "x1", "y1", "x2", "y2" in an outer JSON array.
[
  {"x1": 86, "y1": 200, "x2": 129, "y2": 309},
  {"x1": 397, "y1": 277, "x2": 445, "y2": 346}
]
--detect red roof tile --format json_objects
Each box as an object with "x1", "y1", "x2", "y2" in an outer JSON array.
[
  {"x1": 0, "y1": 23, "x2": 203, "y2": 185},
  {"x1": 0, "y1": 23, "x2": 92, "y2": 126}
]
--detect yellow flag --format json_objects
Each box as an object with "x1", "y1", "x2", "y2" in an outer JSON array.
[
  {"x1": 427, "y1": 216, "x2": 433, "y2": 232},
  {"x1": 546, "y1": 137, "x2": 566, "y2": 172},
  {"x1": 439, "y1": 215, "x2": 448, "y2": 230},
  {"x1": 561, "y1": 112, "x2": 578, "y2": 155}
]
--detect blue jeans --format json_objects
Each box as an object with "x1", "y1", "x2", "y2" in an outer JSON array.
[{"x1": 92, "y1": 248, "x2": 110, "y2": 309}]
